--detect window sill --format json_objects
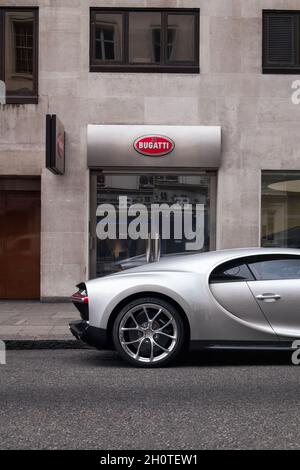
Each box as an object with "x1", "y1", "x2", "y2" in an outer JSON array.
[
  {"x1": 90, "y1": 65, "x2": 200, "y2": 74},
  {"x1": 11, "y1": 74, "x2": 34, "y2": 81},
  {"x1": 263, "y1": 67, "x2": 300, "y2": 74},
  {"x1": 4, "y1": 95, "x2": 38, "y2": 105}
]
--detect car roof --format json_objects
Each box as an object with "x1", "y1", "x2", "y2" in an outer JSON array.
[{"x1": 116, "y1": 247, "x2": 300, "y2": 276}]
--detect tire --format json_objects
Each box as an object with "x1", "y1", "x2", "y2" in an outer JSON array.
[{"x1": 112, "y1": 297, "x2": 185, "y2": 368}]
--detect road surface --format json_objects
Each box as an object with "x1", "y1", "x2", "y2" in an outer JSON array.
[{"x1": 1, "y1": 349, "x2": 300, "y2": 449}]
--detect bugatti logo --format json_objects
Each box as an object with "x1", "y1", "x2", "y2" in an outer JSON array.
[{"x1": 133, "y1": 135, "x2": 175, "y2": 157}]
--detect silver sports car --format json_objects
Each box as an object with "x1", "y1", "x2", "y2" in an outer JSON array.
[{"x1": 70, "y1": 248, "x2": 300, "y2": 367}]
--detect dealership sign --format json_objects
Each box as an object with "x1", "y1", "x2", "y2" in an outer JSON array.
[
  {"x1": 134, "y1": 135, "x2": 175, "y2": 157},
  {"x1": 87, "y1": 125, "x2": 222, "y2": 168},
  {"x1": 46, "y1": 114, "x2": 65, "y2": 175}
]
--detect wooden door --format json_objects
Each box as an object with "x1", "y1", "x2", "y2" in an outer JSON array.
[{"x1": 0, "y1": 190, "x2": 41, "y2": 299}]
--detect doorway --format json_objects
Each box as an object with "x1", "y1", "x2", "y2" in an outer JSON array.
[
  {"x1": 0, "y1": 178, "x2": 41, "y2": 299},
  {"x1": 90, "y1": 172, "x2": 216, "y2": 278}
]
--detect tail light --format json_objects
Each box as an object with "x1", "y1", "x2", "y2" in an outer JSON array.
[
  {"x1": 71, "y1": 283, "x2": 89, "y2": 321},
  {"x1": 71, "y1": 291, "x2": 89, "y2": 304}
]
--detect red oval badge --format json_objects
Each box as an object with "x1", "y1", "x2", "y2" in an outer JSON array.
[{"x1": 133, "y1": 135, "x2": 175, "y2": 157}]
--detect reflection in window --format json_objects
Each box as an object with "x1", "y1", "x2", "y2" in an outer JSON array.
[
  {"x1": 248, "y1": 257, "x2": 300, "y2": 280},
  {"x1": 129, "y1": 12, "x2": 161, "y2": 64},
  {"x1": 152, "y1": 28, "x2": 176, "y2": 62},
  {"x1": 94, "y1": 13, "x2": 123, "y2": 62},
  {"x1": 95, "y1": 25, "x2": 116, "y2": 60},
  {"x1": 94, "y1": 173, "x2": 213, "y2": 277},
  {"x1": 167, "y1": 14, "x2": 195, "y2": 62},
  {"x1": 262, "y1": 172, "x2": 300, "y2": 248},
  {"x1": 90, "y1": 8, "x2": 199, "y2": 72},
  {"x1": 14, "y1": 21, "x2": 33, "y2": 74}
]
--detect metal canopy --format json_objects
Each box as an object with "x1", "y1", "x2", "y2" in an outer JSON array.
[{"x1": 87, "y1": 125, "x2": 221, "y2": 169}]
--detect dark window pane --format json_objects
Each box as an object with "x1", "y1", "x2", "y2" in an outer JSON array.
[
  {"x1": 14, "y1": 21, "x2": 33, "y2": 74},
  {"x1": 95, "y1": 41, "x2": 102, "y2": 60},
  {"x1": 210, "y1": 261, "x2": 254, "y2": 283},
  {"x1": 5, "y1": 11, "x2": 35, "y2": 95},
  {"x1": 152, "y1": 28, "x2": 161, "y2": 62},
  {"x1": 94, "y1": 13, "x2": 123, "y2": 61},
  {"x1": 264, "y1": 14, "x2": 296, "y2": 65},
  {"x1": 129, "y1": 12, "x2": 161, "y2": 64},
  {"x1": 167, "y1": 28, "x2": 176, "y2": 60},
  {"x1": 105, "y1": 42, "x2": 115, "y2": 60},
  {"x1": 248, "y1": 257, "x2": 300, "y2": 280},
  {"x1": 167, "y1": 14, "x2": 195, "y2": 62}
]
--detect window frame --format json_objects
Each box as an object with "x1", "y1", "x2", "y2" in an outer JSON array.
[
  {"x1": 210, "y1": 254, "x2": 300, "y2": 283},
  {"x1": 90, "y1": 7, "x2": 200, "y2": 73},
  {"x1": 209, "y1": 259, "x2": 255, "y2": 284},
  {"x1": 0, "y1": 6, "x2": 39, "y2": 104},
  {"x1": 263, "y1": 9, "x2": 300, "y2": 74}
]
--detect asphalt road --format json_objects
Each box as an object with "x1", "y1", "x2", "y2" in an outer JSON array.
[{"x1": 1, "y1": 348, "x2": 300, "y2": 450}]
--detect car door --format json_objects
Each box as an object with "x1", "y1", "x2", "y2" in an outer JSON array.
[
  {"x1": 209, "y1": 258, "x2": 277, "y2": 337},
  {"x1": 247, "y1": 255, "x2": 300, "y2": 339}
]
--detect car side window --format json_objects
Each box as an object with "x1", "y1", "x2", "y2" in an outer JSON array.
[
  {"x1": 210, "y1": 260, "x2": 255, "y2": 283},
  {"x1": 247, "y1": 256, "x2": 300, "y2": 281}
]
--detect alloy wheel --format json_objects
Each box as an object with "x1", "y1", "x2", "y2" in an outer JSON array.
[{"x1": 118, "y1": 303, "x2": 178, "y2": 364}]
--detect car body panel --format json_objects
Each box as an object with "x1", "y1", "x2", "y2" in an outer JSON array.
[
  {"x1": 248, "y1": 279, "x2": 300, "y2": 339},
  {"x1": 209, "y1": 282, "x2": 276, "y2": 333},
  {"x1": 84, "y1": 248, "x2": 300, "y2": 344}
]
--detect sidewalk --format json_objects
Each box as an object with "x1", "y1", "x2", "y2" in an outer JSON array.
[{"x1": 0, "y1": 301, "x2": 78, "y2": 343}]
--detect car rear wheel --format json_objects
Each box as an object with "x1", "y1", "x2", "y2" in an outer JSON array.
[{"x1": 112, "y1": 297, "x2": 185, "y2": 367}]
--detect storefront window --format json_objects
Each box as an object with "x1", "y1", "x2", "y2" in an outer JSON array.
[
  {"x1": 90, "y1": 173, "x2": 216, "y2": 278},
  {"x1": 261, "y1": 171, "x2": 300, "y2": 248}
]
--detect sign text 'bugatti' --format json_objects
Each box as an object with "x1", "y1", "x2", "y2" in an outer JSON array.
[{"x1": 133, "y1": 135, "x2": 175, "y2": 157}]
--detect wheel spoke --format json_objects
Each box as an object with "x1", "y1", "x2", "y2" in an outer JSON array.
[
  {"x1": 121, "y1": 337, "x2": 142, "y2": 346},
  {"x1": 121, "y1": 327, "x2": 140, "y2": 331},
  {"x1": 151, "y1": 308, "x2": 162, "y2": 325},
  {"x1": 155, "y1": 331, "x2": 176, "y2": 340},
  {"x1": 153, "y1": 339, "x2": 169, "y2": 353},
  {"x1": 143, "y1": 306, "x2": 150, "y2": 323},
  {"x1": 155, "y1": 318, "x2": 172, "y2": 331},
  {"x1": 130, "y1": 313, "x2": 139, "y2": 327},
  {"x1": 135, "y1": 337, "x2": 145, "y2": 359}
]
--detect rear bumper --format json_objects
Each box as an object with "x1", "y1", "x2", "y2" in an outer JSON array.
[{"x1": 69, "y1": 320, "x2": 109, "y2": 350}]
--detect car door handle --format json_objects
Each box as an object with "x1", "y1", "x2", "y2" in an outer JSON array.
[{"x1": 255, "y1": 293, "x2": 281, "y2": 301}]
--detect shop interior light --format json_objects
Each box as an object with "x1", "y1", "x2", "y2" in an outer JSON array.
[{"x1": 268, "y1": 180, "x2": 300, "y2": 193}]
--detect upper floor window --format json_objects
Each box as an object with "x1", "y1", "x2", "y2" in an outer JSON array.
[
  {"x1": 90, "y1": 8, "x2": 200, "y2": 73},
  {"x1": 0, "y1": 7, "x2": 38, "y2": 104},
  {"x1": 263, "y1": 10, "x2": 300, "y2": 74}
]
